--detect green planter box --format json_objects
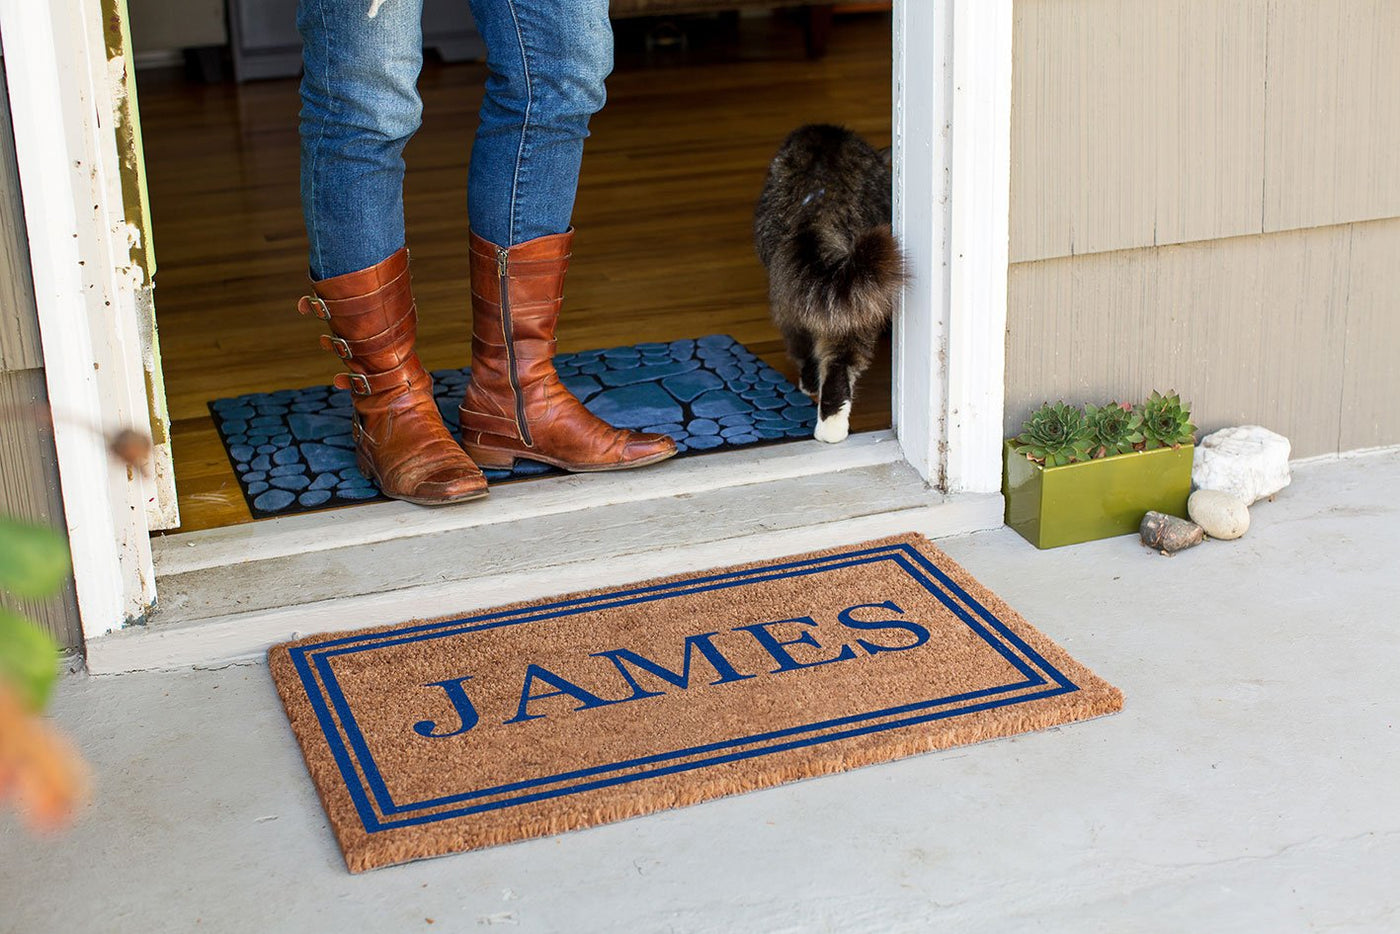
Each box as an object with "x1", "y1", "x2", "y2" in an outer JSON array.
[{"x1": 1002, "y1": 440, "x2": 1194, "y2": 549}]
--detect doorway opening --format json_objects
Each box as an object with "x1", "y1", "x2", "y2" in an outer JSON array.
[{"x1": 132, "y1": 6, "x2": 895, "y2": 533}]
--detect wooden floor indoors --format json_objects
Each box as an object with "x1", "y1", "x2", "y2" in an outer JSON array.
[{"x1": 137, "y1": 11, "x2": 893, "y2": 533}]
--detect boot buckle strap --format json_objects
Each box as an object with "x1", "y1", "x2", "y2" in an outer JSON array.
[
  {"x1": 316, "y1": 308, "x2": 418, "y2": 362},
  {"x1": 337, "y1": 372, "x2": 373, "y2": 396},
  {"x1": 319, "y1": 335, "x2": 353, "y2": 359},
  {"x1": 297, "y1": 295, "x2": 332, "y2": 320},
  {"x1": 458, "y1": 406, "x2": 525, "y2": 443},
  {"x1": 333, "y1": 358, "x2": 422, "y2": 396}
]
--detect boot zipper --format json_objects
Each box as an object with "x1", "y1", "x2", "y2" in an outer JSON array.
[{"x1": 497, "y1": 247, "x2": 533, "y2": 447}]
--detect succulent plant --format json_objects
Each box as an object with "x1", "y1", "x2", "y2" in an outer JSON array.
[
  {"x1": 1085, "y1": 401, "x2": 1145, "y2": 457},
  {"x1": 1137, "y1": 390, "x2": 1197, "y2": 449},
  {"x1": 1013, "y1": 402, "x2": 1095, "y2": 466}
]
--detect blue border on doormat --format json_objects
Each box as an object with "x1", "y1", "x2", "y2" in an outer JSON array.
[
  {"x1": 285, "y1": 541, "x2": 1081, "y2": 834},
  {"x1": 209, "y1": 335, "x2": 818, "y2": 519}
]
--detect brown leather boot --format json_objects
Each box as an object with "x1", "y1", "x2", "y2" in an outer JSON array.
[
  {"x1": 457, "y1": 230, "x2": 678, "y2": 472},
  {"x1": 298, "y1": 248, "x2": 488, "y2": 505}
]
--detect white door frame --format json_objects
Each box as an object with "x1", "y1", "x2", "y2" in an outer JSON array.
[
  {"x1": 0, "y1": 0, "x2": 160, "y2": 637},
  {"x1": 894, "y1": 0, "x2": 1011, "y2": 491},
  {"x1": 0, "y1": 0, "x2": 1013, "y2": 644}
]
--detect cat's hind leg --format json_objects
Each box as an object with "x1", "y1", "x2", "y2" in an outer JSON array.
[
  {"x1": 783, "y1": 327, "x2": 821, "y2": 400},
  {"x1": 814, "y1": 342, "x2": 853, "y2": 443},
  {"x1": 813, "y1": 333, "x2": 877, "y2": 443}
]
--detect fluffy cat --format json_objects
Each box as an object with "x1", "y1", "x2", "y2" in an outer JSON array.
[{"x1": 754, "y1": 124, "x2": 905, "y2": 443}]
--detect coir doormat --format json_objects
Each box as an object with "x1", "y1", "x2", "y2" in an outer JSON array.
[
  {"x1": 210, "y1": 335, "x2": 816, "y2": 518},
  {"x1": 269, "y1": 534, "x2": 1122, "y2": 872}
]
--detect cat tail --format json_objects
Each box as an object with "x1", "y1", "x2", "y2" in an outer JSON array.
[{"x1": 790, "y1": 223, "x2": 907, "y2": 321}]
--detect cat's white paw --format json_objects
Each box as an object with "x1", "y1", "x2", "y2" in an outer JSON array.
[{"x1": 813, "y1": 401, "x2": 851, "y2": 443}]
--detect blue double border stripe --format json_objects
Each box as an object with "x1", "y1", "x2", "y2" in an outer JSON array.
[{"x1": 288, "y1": 542, "x2": 1080, "y2": 833}]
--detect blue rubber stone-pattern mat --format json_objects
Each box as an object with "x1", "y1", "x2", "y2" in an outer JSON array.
[{"x1": 209, "y1": 335, "x2": 818, "y2": 518}]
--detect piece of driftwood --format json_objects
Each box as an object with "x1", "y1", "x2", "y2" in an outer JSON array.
[{"x1": 1140, "y1": 511, "x2": 1205, "y2": 555}]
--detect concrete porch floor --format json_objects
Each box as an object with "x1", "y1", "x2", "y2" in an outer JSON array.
[{"x1": 3, "y1": 451, "x2": 1398, "y2": 933}]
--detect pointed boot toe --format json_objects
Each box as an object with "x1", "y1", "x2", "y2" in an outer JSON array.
[
  {"x1": 401, "y1": 465, "x2": 490, "y2": 505},
  {"x1": 620, "y1": 433, "x2": 679, "y2": 468}
]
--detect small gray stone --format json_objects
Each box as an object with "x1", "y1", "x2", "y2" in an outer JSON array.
[{"x1": 1140, "y1": 511, "x2": 1205, "y2": 554}]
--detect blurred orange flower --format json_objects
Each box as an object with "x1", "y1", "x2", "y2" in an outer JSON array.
[{"x1": 0, "y1": 681, "x2": 90, "y2": 833}]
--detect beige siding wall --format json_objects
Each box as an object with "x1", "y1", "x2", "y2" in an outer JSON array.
[
  {"x1": 1006, "y1": 219, "x2": 1400, "y2": 457},
  {"x1": 1007, "y1": 0, "x2": 1400, "y2": 457},
  {"x1": 0, "y1": 60, "x2": 83, "y2": 651}
]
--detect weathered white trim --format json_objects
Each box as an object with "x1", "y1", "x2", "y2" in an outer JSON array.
[
  {"x1": 0, "y1": 0, "x2": 157, "y2": 637},
  {"x1": 891, "y1": 0, "x2": 952, "y2": 487},
  {"x1": 100, "y1": 0, "x2": 181, "y2": 531},
  {"x1": 892, "y1": 0, "x2": 1012, "y2": 493},
  {"x1": 945, "y1": 0, "x2": 1012, "y2": 494}
]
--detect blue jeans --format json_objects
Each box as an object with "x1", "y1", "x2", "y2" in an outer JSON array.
[{"x1": 298, "y1": 0, "x2": 612, "y2": 279}]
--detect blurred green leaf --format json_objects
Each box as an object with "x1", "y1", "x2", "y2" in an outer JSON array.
[
  {"x1": 0, "y1": 518, "x2": 71, "y2": 599},
  {"x1": 0, "y1": 607, "x2": 60, "y2": 711}
]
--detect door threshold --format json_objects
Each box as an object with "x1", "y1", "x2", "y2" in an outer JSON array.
[{"x1": 87, "y1": 433, "x2": 1004, "y2": 673}]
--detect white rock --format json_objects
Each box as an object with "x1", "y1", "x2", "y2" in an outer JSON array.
[
  {"x1": 1191, "y1": 425, "x2": 1291, "y2": 504},
  {"x1": 1188, "y1": 489, "x2": 1251, "y2": 540}
]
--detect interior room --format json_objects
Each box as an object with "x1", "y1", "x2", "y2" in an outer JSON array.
[{"x1": 127, "y1": 1, "x2": 895, "y2": 533}]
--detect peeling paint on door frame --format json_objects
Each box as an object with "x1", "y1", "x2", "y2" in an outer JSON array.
[{"x1": 101, "y1": 0, "x2": 179, "y2": 531}]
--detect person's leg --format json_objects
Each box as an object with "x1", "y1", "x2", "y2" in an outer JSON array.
[
  {"x1": 457, "y1": 0, "x2": 676, "y2": 472},
  {"x1": 299, "y1": 0, "x2": 425, "y2": 278},
  {"x1": 295, "y1": 0, "x2": 489, "y2": 505},
  {"x1": 465, "y1": 0, "x2": 612, "y2": 245}
]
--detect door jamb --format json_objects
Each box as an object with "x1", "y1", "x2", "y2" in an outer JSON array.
[
  {"x1": 892, "y1": 0, "x2": 1011, "y2": 494},
  {"x1": 0, "y1": 0, "x2": 159, "y2": 638}
]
